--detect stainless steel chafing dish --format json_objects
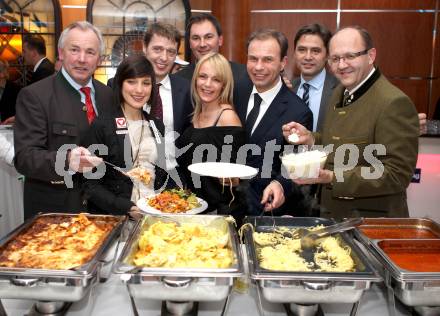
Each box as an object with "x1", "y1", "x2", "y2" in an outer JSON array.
[
  {"x1": 242, "y1": 216, "x2": 381, "y2": 305},
  {"x1": 0, "y1": 213, "x2": 125, "y2": 302},
  {"x1": 353, "y1": 218, "x2": 440, "y2": 307},
  {"x1": 114, "y1": 214, "x2": 244, "y2": 302}
]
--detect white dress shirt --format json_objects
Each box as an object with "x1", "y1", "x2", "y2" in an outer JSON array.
[
  {"x1": 297, "y1": 68, "x2": 326, "y2": 132},
  {"x1": 61, "y1": 67, "x2": 98, "y2": 115},
  {"x1": 246, "y1": 77, "x2": 283, "y2": 135},
  {"x1": 158, "y1": 75, "x2": 177, "y2": 169}
]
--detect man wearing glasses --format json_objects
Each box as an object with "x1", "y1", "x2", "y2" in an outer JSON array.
[{"x1": 282, "y1": 26, "x2": 419, "y2": 220}]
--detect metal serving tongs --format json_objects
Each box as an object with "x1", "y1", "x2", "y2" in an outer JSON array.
[{"x1": 300, "y1": 217, "x2": 364, "y2": 263}]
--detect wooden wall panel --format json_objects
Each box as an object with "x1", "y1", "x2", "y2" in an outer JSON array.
[
  {"x1": 251, "y1": 0, "x2": 337, "y2": 10},
  {"x1": 250, "y1": 13, "x2": 336, "y2": 79},
  {"x1": 389, "y1": 79, "x2": 430, "y2": 114},
  {"x1": 340, "y1": 12, "x2": 435, "y2": 77},
  {"x1": 341, "y1": 0, "x2": 436, "y2": 10},
  {"x1": 60, "y1": 0, "x2": 87, "y2": 29},
  {"x1": 189, "y1": 0, "x2": 211, "y2": 12},
  {"x1": 430, "y1": 79, "x2": 440, "y2": 118},
  {"x1": 434, "y1": 15, "x2": 440, "y2": 78}
]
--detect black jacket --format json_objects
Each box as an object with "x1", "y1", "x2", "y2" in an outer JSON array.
[
  {"x1": 30, "y1": 58, "x2": 55, "y2": 85},
  {"x1": 82, "y1": 107, "x2": 167, "y2": 215},
  {"x1": 0, "y1": 80, "x2": 21, "y2": 121}
]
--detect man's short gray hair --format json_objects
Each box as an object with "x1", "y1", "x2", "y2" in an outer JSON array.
[{"x1": 58, "y1": 21, "x2": 105, "y2": 56}]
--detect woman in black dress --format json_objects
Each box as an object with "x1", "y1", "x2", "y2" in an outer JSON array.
[
  {"x1": 179, "y1": 52, "x2": 246, "y2": 215},
  {"x1": 83, "y1": 55, "x2": 166, "y2": 215}
]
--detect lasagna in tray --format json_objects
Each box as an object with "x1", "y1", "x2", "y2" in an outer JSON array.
[{"x1": 0, "y1": 214, "x2": 118, "y2": 270}]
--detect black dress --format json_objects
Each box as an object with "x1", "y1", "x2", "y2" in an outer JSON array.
[{"x1": 178, "y1": 109, "x2": 246, "y2": 215}]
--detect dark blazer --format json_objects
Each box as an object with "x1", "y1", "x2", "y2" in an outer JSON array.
[
  {"x1": 292, "y1": 71, "x2": 338, "y2": 132},
  {"x1": 107, "y1": 74, "x2": 192, "y2": 135},
  {"x1": 30, "y1": 58, "x2": 55, "y2": 85},
  {"x1": 14, "y1": 72, "x2": 113, "y2": 219},
  {"x1": 169, "y1": 73, "x2": 193, "y2": 135},
  {"x1": 317, "y1": 71, "x2": 419, "y2": 220},
  {"x1": 0, "y1": 80, "x2": 21, "y2": 121},
  {"x1": 82, "y1": 107, "x2": 167, "y2": 215},
  {"x1": 234, "y1": 75, "x2": 313, "y2": 215},
  {"x1": 176, "y1": 60, "x2": 247, "y2": 84}
]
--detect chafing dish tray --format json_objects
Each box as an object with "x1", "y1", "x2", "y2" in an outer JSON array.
[
  {"x1": 242, "y1": 216, "x2": 381, "y2": 304},
  {"x1": 354, "y1": 218, "x2": 440, "y2": 307},
  {"x1": 114, "y1": 214, "x2": 243, "y2": 301},
  {"x1": 0, "y1": 213, "x2": 125, "y2": 301},
  {"x1": 354, "y1": 218, "x2": 440, "y2": 245}
]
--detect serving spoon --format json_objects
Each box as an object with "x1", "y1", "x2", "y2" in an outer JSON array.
[{"x1": 299, "y1": 217, "x2": 363, "y2": 263}]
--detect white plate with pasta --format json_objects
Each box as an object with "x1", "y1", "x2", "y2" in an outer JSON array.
[
  {"x1": 137, "y1": 189, "x2": 208, "y2": 215},
  {"x1": 188, "y1": 162, "x2": 258, "y2": 179}
]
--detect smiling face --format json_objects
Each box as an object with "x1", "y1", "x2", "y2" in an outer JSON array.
[
  {"x1": 58, "y1": 28, "x2": 101, "y2": 86},
  {"x1": 196, "y1": 60, "x2": 224, "y2": 106},
  {"x1": 144, "y1": 34, "x2": 178, "y2": 82},
  {"x1": 329, "y1": 28, "x2": 376, "y2": 91},
  {"x1": 122, "y1": 76, "x2": 152, "y2": 111},
  {"x1": 294, "y1": 34, "x2": 328, "y2": 81},
  {"x1": 189, "y1": 20, "x2": 223, "y2": 61},
  {"x1": 247, "y1": 38, "x2": 286, "y2": 93}
]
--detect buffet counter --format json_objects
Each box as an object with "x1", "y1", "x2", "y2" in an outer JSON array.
[
  {"x1": 0, "y1": 241, "x2": 415, "y2": 316},
  {"x1": 0, "y1": 276, "x2": 413, "y2": 316}
]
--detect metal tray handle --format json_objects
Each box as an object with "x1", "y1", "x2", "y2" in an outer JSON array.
[
  {"x1": 301, "y1": 281, "x2": 331, "y2": 291},
  {"x1": 11, "y1": 278, "x2": 39, "y2": 287},
  {"x1": 161, "y1": 276, "x2": 193, "y2": 288}
]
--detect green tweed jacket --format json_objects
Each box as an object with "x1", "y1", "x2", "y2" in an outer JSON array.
[{"x1": 314, "y1": 71, "x2": 419, "y2": 220}]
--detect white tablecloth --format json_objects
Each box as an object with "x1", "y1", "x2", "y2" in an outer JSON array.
[{"x1": 0, "y1": 128, "x2": 23, "y2": 238}]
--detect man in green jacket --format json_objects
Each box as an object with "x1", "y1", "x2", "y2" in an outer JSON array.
[{"x1": 282, "y1": 26, "x2": 419, "y2": 220}]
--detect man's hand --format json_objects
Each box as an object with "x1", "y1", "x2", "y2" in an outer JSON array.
[
  {"x1": 1, "y1": 116, "x2": 15, "y2": 125},
  {"x1": 282, "y1": 121, "x2": 314, "y2": 145},
  {"x1": 68, "y1": 146, "x2": 102, "y2": 173},
  {"x1": 418, "y1": 113, "x2": 427, "y2": 135},
  {"x1": 261, "y1": 181, "x2": 285, "y2": 211},
  {"x1": 293, "y1": 169, "x2": 334, "y2": 185}
]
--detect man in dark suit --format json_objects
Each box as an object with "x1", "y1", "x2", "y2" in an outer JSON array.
[
  {"x1": 14, "y1": 21, "x2": 113, "y2": 219},
  {"x1": 22, "y1": 34, "x2": 55, "y2": 85},
  {"x1": 142, "y1": 23, "x2": 193, "y2": 187},
  {"x1": 234, "y1": 29, "x2": 312, "y2": 215},
  {"x1": 0, "y1": 59, "x2": 20, "y2": 124},
  {"x1": 176, "y1": 13, "x2": 247, "y2": 83},
  {"x1": 290, "y1": 24, "x2": 338, "y2": 133}
]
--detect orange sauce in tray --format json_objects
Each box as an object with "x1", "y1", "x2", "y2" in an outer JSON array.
[
  {"x1": 360, "y1": 227, "x2": 439, "y2": 239},
  {"x1": 379, "y1": 240, "x2": 440, "y2": 272}
]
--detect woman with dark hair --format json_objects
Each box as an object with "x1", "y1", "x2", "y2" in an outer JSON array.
[{"x1": 83, "y1": 54, "x2": 166, "y2": 214}]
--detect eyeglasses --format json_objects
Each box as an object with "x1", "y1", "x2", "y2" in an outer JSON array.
[{"x1": 328, "y1": 49, "x2": 369, "y2": 65}]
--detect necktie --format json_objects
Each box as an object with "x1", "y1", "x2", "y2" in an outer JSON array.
[
  {"x1": 150, "y1": 83, "x2": 163, "y2": 121},
  {"x1": 302, "y1": 83, "x2": 310, "y2": 107},
  {"x1": 80, "y1": 87, "x2": 96, "y2": 124},
  {"x1": 246, "y1": 93, "x2": 263, "y2": 134},
  {"x1": 342, "y1": 90, "x2": 350, "y2": 107}
]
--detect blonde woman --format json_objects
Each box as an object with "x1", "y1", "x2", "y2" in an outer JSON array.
[{"x1": 178, "y1": 52, "x2": 245, "y2": 215}]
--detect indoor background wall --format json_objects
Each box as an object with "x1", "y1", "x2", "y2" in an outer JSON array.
[
  {"x1": 59, "y1": 0, "x2": 439, "y2": 117},
  {"x1": 191, "y1": 0, "x2": 439, "y2": 118}
]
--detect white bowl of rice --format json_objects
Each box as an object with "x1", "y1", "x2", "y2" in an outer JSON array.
[{"x1": 281, "y1": 150, "x2": 328, "y2": 179}]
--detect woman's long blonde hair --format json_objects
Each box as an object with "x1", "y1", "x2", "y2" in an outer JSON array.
[{"x1": 191, "y1": 52, "x2": 234, "y2": 121}]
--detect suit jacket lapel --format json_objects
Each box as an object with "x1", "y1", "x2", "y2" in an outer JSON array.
[
  {"x1": 249, "y1": 85, "x2": 288, "y2": 142},
  {"x1": 317, "y1": 73, "x2": 338, "y2": 131},
  {"x1": 170, "y1": 76, "x2": 184, "y2": 133}
]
